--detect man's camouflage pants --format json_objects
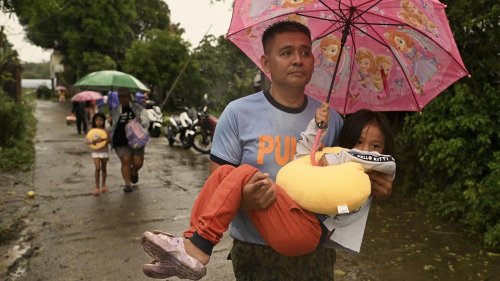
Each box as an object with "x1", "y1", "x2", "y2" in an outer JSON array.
[{"x1": 231, "y1": 239, "x2": 336, "y2": 281}]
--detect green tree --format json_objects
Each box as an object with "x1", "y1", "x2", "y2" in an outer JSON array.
[
  {"x1": 396, "y1": 0, "x2": 500, "y2": 249},
  {"x1": 81, "y1": 53, "x2": 117, "y2": 73},
  {"x1": 0, "y1": 26, "x2": 33, "y2": 171},
  {"x1": 0, "y1": 0, "x2": 17, "y2": 12},
  {"x1": 10, "y1": 0, "x2": 172, "y2": 80},
  {"x1": 192, "y1": 35, "x2": 258, "y2": 112},
  {"x1": 132, "y1": 0, "x2": 171, "y2": 40},
  {"x1": 0, "y1": 26, "x2": 20, "y2": 100},
  {"x1": 21, "y1": 62, "x2": 50, "y2": 79},
  {"x1": 122, "y1": 29, "x2": 197, "y2": 107},
  {"x1": 0, "y1": 27, "x2": 16, "y2": 83},
  {"x1": 11, "y1": 0, "x2": 131, "y2": 76}
]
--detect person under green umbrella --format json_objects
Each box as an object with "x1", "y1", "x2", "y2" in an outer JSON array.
[{"x1": 109, "y1": 88, "x2": 149, "y2": 192}]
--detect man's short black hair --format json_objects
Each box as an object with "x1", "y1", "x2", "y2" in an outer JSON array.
[{"x1": 261, "y1": 20, "x2": 312, "y2": 54}]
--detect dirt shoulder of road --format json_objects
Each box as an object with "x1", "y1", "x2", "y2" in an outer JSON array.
[{"x1": 0, "y1": 170, "x2": 38, "y2": 278}]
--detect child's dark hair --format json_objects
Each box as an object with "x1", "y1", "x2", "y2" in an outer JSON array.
[
  {"x1": 91, "y1": 113, "x2": 107, "y2": 128},
  {"x1": 262, "y1": 21, "x2": 311, "y2": 54},
  {"x1": 338, "y1": 109, "x2": 394, "y2": 155}
]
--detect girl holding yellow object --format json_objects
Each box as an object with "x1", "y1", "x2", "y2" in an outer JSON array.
[
  {"x1": 85, "y1": 113, "x2": 109, "y2": 196},
  {"x1": 290, "y1": 102, "x2": 395, "y2": 252}
]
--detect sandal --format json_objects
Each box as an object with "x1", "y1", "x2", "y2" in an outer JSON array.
[
  {"x1": 101, "y1": 186, "x2": 108, "y2": 193},
  {"x1": 92, "y1": 187, "x2": 100, "y2": 196},
  {"x1": 131, "y1": 172, "x2": 139, "y2": 184},
  {"x1": 143, "y1": 259, "x2": 182, "y2": 279},
  {"x1": 142, "y1": 231, "x2": 206, "y2": 280},
  {"x1": 123, "y1": 185, "x2": 133, "y2": 193}
]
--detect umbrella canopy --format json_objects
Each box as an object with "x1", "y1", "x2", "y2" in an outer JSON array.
[
  {"x1": 227, "y1": 0, "x2": 469, "y2": 114},
  {"x1": 55, "y1": 85, "x2": 67, "y2": 91},
  {"x1": 74, "y1": 70, "x2": 149, "y2": 92},
  {"x1": 71, "y1": 91, "x2": 103, "y2": 102}
]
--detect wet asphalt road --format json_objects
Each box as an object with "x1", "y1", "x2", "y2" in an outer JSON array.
[
  {"x1": 25, "y1": 100, "x2": 235, "y2": 281},
  {"x1": 14, "y1": 100, "x2": 498, "y2": 281}
]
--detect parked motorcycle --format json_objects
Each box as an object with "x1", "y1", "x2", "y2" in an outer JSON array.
[
  {"x1": 144, "y1": 100, "x2": 163, "y2": 137},
  {"x1": 165, "y1": 106, "x2": 197, "y2": 149},
  {"x1": 191, "y1": 95, "x2": 217, "y2": 154}
]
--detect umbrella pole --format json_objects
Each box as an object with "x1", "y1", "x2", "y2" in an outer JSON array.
[
  {"x1": 310, "y1": 8, "x2": 354, "y2": 166},
  {"x1": 310, "y1": 128, "x2": 324, "y2": 166}
]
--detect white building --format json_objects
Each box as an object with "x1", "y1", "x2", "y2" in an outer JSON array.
[{"x1": 21, "y1": 79, "x2": 52, "y2": 89}]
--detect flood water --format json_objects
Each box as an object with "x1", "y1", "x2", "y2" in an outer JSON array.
[{"x1": 335, "y1": 193, "x2": 498, "y2": 280}]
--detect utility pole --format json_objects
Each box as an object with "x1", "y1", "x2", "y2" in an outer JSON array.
[
  {"x1": 160, "y1": 52, "x2": 194, "y2": 109},
  {"x1": 160, "y1": 25, "x2": 212, "y2": 109}
]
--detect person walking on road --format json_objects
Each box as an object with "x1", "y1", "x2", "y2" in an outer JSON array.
[
  {"x1": 85, "y1": 113, "x2": 109, "y2": 196},
  {"x1": 206, "y1": 20, "x2": 342, "y2": 281},
  {"x1": 71, "y1": 101, "x2": 87, "y2": 134},
  {"x1": 107, "y1": 90, "x2": 119, "y2": 126},
  {"x1": 84, "y1": 101, "x2": 96, "y2": 129},
  {"x1": 110, "y1": 88, "x2": 149, "y2": 193},
  {"x1": 57, "y1": 88, "x2": 67, "y2": 103}
]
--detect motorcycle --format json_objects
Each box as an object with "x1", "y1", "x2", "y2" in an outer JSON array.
[
  {"x1": 144, "y1": 100, "x2": 163, "y2": 137},
  {"x1": 165, "y1": 106, "x2": 197, "y2": 149},
  {"x1": 191, "y1": 95, "x2": 217, "y2": 154}
]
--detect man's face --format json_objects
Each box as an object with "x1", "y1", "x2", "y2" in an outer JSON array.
[{"x1": 261, "y1": 31, "x2": 314, "y2": 90}]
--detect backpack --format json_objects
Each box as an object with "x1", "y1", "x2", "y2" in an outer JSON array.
[{"x1": 125, "y1": 118, "x2": 150, "y2": 149}]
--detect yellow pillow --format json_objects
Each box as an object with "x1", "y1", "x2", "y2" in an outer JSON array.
[
  {"x1": 86, "y1": 128, "x2": 108, "y2": 150},
  {"x1": 276, "y1": 147, "x2": 370, "y2": 216}
]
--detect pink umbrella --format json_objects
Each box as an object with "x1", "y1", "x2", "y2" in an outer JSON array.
[
  {"x1": 71, "y1": 91, "x2": 103, "y2": 102},
  {"x1": 228, "y1": 0, "x2": 470, "y2": 113},
  {"x1": 227, "y1": 0, "x2": 469, "y2": 164},
  {"x1": 55, "y1": 85, "x2": 67, "y2": 91}
]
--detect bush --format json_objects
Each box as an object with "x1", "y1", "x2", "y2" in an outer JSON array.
[
  {"x1": 35, "y1": 85, "x2": 52, "y2": 100},
  {"x1": 396, "y1": 83, "x2": 500, "y2": 250},
  {"x1": 395, "y1": 0, "x2": 500, "y2": 250},
  {"x1": 0, "y1": 91, "x2": 35, "y2": 171}
]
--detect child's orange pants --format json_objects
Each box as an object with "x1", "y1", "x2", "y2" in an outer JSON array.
[{"x1": 183, "y1": 164, "x2": 322, "y2": 257}]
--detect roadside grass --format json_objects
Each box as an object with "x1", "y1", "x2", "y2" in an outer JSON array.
[
  {"x1": 0, "y1": 90, "x2": 36, "y2": 171},
  {"x1": 0, "y1": 90, "x2": 36, "y2": 246},
  {"x1": 0, "y1": 217, "x2": 24, "y2": 245}
]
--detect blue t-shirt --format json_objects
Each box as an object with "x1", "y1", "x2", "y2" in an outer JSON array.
[{"x1": 210, "y1": 91, "x2": 343, "y2": 245}]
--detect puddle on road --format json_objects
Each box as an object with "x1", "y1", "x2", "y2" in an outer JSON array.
[
  {"x1": 64, "y1": 150, "x2": 88, "y2": 156},
  {"x1": 0, "y1": 235, "x2": 31, "y2": 280},
  {"x1": 334, "y1": 194, "x2": 499, "y2": 281},
  {"x1": 37, "y1": 139, "x2": 77, "y2": 143},
  {"x1": 173, "y1": 214, "x2": 190, "y2": 221}
]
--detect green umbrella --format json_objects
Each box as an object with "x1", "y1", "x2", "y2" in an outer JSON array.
[{"x1": 74, "y1": 70, "x2": 149, "y2": 92}]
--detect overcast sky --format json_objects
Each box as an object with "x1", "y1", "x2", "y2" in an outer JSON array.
[{"x1": 0, "y1": 0, "x2": 233, "y2": 63}]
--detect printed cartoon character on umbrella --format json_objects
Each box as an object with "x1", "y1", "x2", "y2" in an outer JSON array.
[{"x1": 231, "y1": 0, "x2": 468, "y2": 114}]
